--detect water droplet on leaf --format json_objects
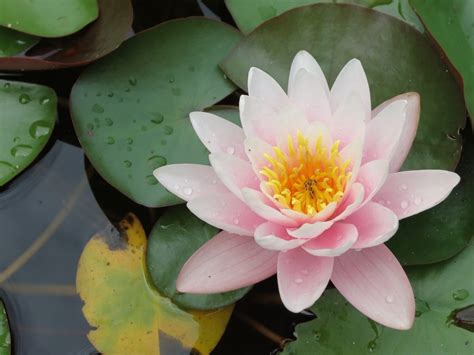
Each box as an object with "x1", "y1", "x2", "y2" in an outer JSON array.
[
  {"x1": 11, "y1": 144, "x2": 32, "y2": 157},
  {"x1": 19, "y1": 93, "x2": 31, "y2": 104}
]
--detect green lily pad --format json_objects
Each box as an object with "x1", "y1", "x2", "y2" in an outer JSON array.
[
  {"x1": 225, "y1": 0, "x2": 423, "y2": 34},
  {"x1": 0, "y1": 79, "x2": 56, "y2": 186},
  {"x1": 0, "y1": 0, "x2": 132, "y2": 71},
  {"x1": 0, "y1": 0, "x2": 98, "y2": 38},
  {"x1": 388, "y1": 133, "x2": 474, "y2": 265},
  {"x1": 0, "y1": 302, "x2": 11, "y2": 355},
  {"x1": 410, "y1": 0, "x2": 474, "y2": 127},
  {"x1": 147, "y1": 206, "x2": 251, "y2": 310},
  {"x1": 0, "y1": 27, "x2": 38, "y2": 57},
  {"x1": 283, "y1": 240, "x2": 474, "y2": 355},
  {"x1": 205, "y1": 105, "x2": 240, "y2": 125},
  {"x1": 221, "y1": 4, "x2": 465, "y2": 172},
  {"x1": 70, "y1": 18, "x2": 241, "y2": 207}
]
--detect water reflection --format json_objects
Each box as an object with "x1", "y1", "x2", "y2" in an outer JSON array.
[{"x1": 0, "y1": 141, "x2": 108, "y2": 354}]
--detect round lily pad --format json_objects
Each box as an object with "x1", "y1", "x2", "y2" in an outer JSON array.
[
  {"x1": 388, "y1": 132, "x2": 474, "y2": 265},
  {"x1": 225, "y1": 0, "x2": 423, "y2": 34},
  {"x1": 70, "y1": 18, "x2": 242, "y2": 207},
  {"x1": 0, "y1": 27, "x2": 38, "y2": 57},
  {"x1": 410, "y1": 0, "x2": 474, "y2": 127},
  {"x1": 283, "y1": 240, "x2": 474, "y2": 354},
  {"x1": 221, "y1": 3, "x2": 465, "y2": 172},
  {"x1": 147, "y1": 206, "x2": 251, "y2": 310},
  {"x1": 0, "y1": 79, "x2": 56, "y2": 186},
  {"x1": 0, "y1": 0, "x2": 132, "y2": 71},
  {"x1": 0, "y1": 0, "x2": 98, "y2": 38}
]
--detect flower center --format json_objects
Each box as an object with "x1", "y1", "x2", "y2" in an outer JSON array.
[{"x1": 260, "y1": 131, "x2": 351, "y2": 215}]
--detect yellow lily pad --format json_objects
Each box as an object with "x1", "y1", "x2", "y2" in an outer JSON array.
[{"x1": 76, "y1": 213, "x2": 233, "y2": 354}]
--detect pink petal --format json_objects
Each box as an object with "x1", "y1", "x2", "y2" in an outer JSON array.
[
  {"x1": 330, "y1": 59, "x2": 371, "y2": 120},
  {"x1": 356, "y1": 159, "x2": 389, "y2": 205},
  {"x1": 340, "y1": 139, "x2": 364, "y2": 189},
  {"x1": 345, "y1": 202, "x2": 399, "y2": 248},
  {"x1": 372, "y1": 93, "x2": 420, "y2": 172},
  {"x1": 288, "y1": 50, "x2": 329, "y2": 97},
  {"x1": 241, "y1": 95, "x2": 310, "y2": 146},
  {"x1": 209, "y1": 153, "x2": 259, "y2": 200},
  {"x1": 373, "y1": 170, "x2": 460, "y2": 219},
  {"x1": 328, "y1": 93, "x2": 366, "y2": 148},
  {"x1": 154, "y1": 164, "x2": 228, "y2": 202},
  {"x1": 302, "y1": 223, "x2": 358, "y2": 257},
  {"x1": 281, "y1": 202, "x2": 338, "y2": 224},
  {"x1": 277, "y1": 248, "x2": 333, "y2": 313},
  {"x1": 241, "y1": 188, "x2": 298, "y2": 227},
  {"x1": 288, "y1": 68, "x2": 331, "y2": 123},
  {"x1": 248, "y1": 67, "x2": 288, "y2": 106},
  {"x1": 254, "y1": 222, "x2": 308, "y2": 250},
  {"x1": 331, "y1": 245, "x2": 415, "y2": 330},
  {"x1": 333, "y1": 182, "x2": 365, "y2": 221},
  {"x1": 239, "y1": 95, "x2": 278, "y2": 144},
  {"x1": 244, "y1": 136, "x2": 274, "y2": 175},
  {"x1": 189, "y1": 111, "x2": 247, "y2": 160},
  {"x1": 362, "y1": 99, "x2": 407, "y2": 164},
  {"x1": 176, "y1": 231, "x2": 278, "y2": 293},
  {"x1": 287, "y1": 220, "x2": 334, "y2": 239},
  {"x1": 187, "y1": 193, "x2": 265, "y2": 236}
]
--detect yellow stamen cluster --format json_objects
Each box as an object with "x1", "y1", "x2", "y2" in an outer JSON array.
[{"x1": 260, "y1": 131, "x2": 351, "y2": 215}]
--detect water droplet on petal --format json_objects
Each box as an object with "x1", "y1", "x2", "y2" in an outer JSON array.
[
  {"x1": 128, "y1": 77, "x2": 137, "y2": 86},
  {"x1": 226, "y1": 146, "x2": 235, "y2": 155},
  {"x1": 301, "y1": 269, "x2": 309, "y2": 275},
  {"x1": 29, "y1": 120, "x2": 50, "y2": 138},
  {"x1": 385, "y1": 295, "x2": 394, "y2": 303},
  {"x1": 106, "y1": 137, "x2": 115, "y2": 145},
  {"x1": 3, "y1": 82, "x2": 11, "y2": 89},
  {"x1": 212, "y1": 179, "x2": 217, "y2": 185},
  {"x1": 294, "y1": 278, "x2": 303, "y2": 284},
  {"x1": 183, "y1": 187, "x2": 193, "y2": 196},
  {"x1": 124, "y1": 160, "x2": 132, "y2": 168},
  {"x1": 174, "y1": 184, "x2": 180, "y2": 190},
  {"x1": 126, "y1": 138, "x2": 134, "y2": 145},
  {"x1": 400, "y1": 201, "x2": 408, "y2": 209},
  {"x1": 105, "y1": 118, "x2": 114, "y2": 126},
  {"x1": 414, "y1": 197, "x2": 422, "y2": 205},
  {"x1": 399, "y1": 184, "x2": 408, "y2": 190},
  {"x1": 233, "y1": 218, "x2": 239, "y2": 224}
]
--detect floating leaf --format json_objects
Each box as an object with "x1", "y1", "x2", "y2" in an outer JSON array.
[
  {"x1": 225, "y1": 0, "x2": 423, "y2": 34},
  {"x1": 0, "y1": 79, "x2": 56, "y2": 186},
  {"x1": 0, "y1": 27, "x2": 38, "y2": 57},
  {"x1": 0, "y1": 0, "x2": 132, "y2": 71},
  {"x1": 147, "y1": 206, "x2": 251, "y2": 310},
  {"x1": 410, "y1": 0, "x2": 474, "y2": 127},
  {"x1": 388, "y1": 133, "x2": 474, "y2": 265},
  {"x1": 0, "y1": 0, "x2": 98, "y2": 38},
  {"x1": 0, "y1": 302, "x2": 11, "y2": 355},
  {"x1": 76, "y1": 213, "x2": 233, "y2": 354},
  {"x1": 71, "y1": 18, "x2": 242, "y2": 207},
  {"x1": 283, "y1": 240, "x2": 474, "y2": 354},
  {"x1": 221, "y1": 4, "x2": 465, "y2": 172}
]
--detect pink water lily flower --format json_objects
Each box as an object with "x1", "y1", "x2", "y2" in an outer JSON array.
[{"x1": 154, "y1": 51, "x2": 460, "y2": 330}]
